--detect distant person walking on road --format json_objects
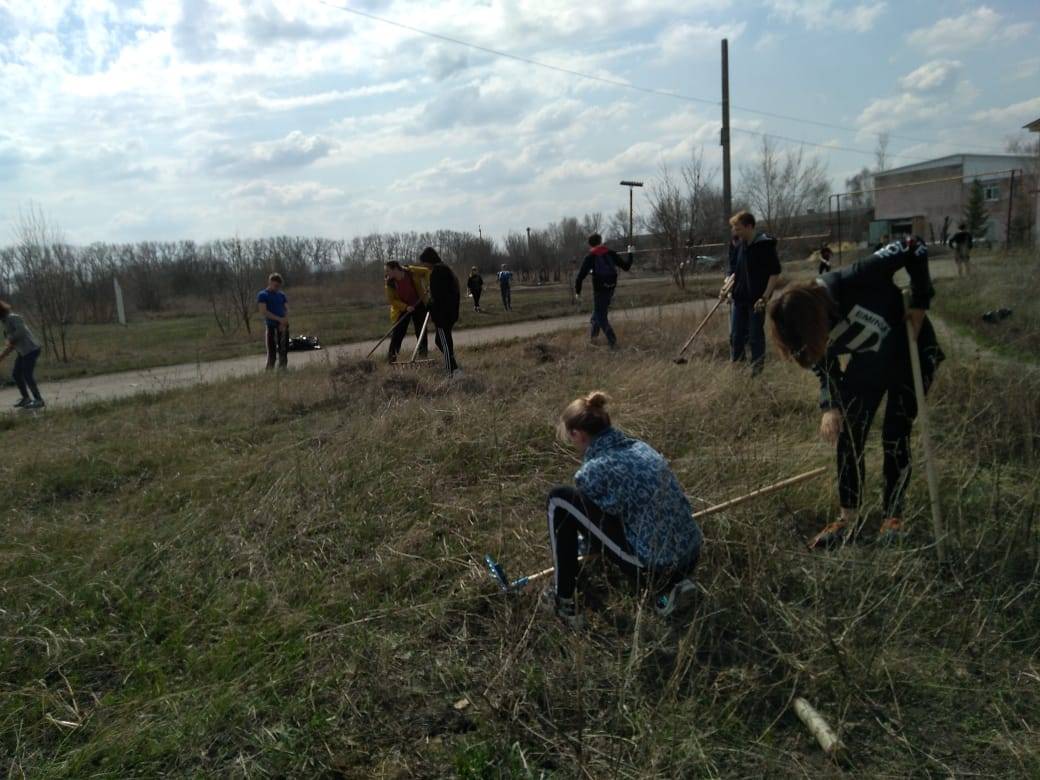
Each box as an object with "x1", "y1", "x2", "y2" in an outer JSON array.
[
  {"x1": 257, "y1": 273, "x2": 289, "y2": 370},
  {"x1": 0, "y1": 301, "x2": 45, "y2": 409},
  {"x1": 498, "y1": 265, "x2": 513, "y2": 311},
  {"x1": 575, "y1": 233, "x2": 633, "y2": 349},
  {"x1": 467, "y1": 267, "x2": 484, "y2": 312},
  {"x1": 818, "y1": 246, "x2": 833, "y2": 275},
  {"x1": 948, "y1": 222, "x2": 973, "y2": 277},
  {"x1": 723, "y1": 211, "x2": 781, "y2": 375},
  {"x1": 384, "y1": 260, "x2": 431, "y2": 363},
  {"x1": 420, "y1": 247, "x2": 461, "y2": 376}
]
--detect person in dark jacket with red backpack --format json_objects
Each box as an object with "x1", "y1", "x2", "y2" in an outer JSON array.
[{"x1": 575, "y1": 233, "x2": 633, "y2": 349}]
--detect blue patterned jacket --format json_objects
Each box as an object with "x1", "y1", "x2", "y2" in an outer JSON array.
[{"x1": 574, "y1": 427, "x2": 702, "y2": 568}]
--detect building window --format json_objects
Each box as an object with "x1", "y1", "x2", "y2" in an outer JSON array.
[{"x1": 984, "y1": 183, "x2": 1001, "y2": 201}]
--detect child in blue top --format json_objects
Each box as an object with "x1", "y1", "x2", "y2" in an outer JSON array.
[
  {"x1": 497, "y1": 265, "x2": 513, "y2": 311},
  {"x1": 257, "y1": 273, "x2": 289, "y2": 370},
  {"x1": 545, "y1": 391, "x2": 702, "y2": 626}
]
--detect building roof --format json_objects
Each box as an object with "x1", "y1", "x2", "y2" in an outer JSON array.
[
  {"x1": 1026, "y1": 118, "x2": 1040, "y2": 133},
  {"x1": 876, "y1": 153, "x2": 1035, "y2": 180}
]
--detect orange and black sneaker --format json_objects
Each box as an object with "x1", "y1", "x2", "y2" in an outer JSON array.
[
  {"x1": 878, "y1": 517, "x2": 905, "y2": 544},
  {"x1": 808, "y1": 521, "x2": 848, "y2": 550}
]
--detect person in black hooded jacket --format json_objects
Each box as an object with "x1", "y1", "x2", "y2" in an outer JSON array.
[
  {"x1": 723, "y1": 211, "x2": 781, "y2": 375},
  {"x1": 767, "y1": 237, "x2": 944, "y2": 549},
  {"x1": 575, "y1": 233, "x2": 633, "y2": 348},
  {"x1": 419, "y1": 247, "x2": 461, "y2": 376}
]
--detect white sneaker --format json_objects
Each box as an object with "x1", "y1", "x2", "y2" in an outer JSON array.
[{"x1": 450, "y1": 368, "x2": 464, "y2": 379}]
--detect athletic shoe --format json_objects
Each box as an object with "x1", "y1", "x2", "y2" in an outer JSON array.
[
  {"x1": 450, "y1": 368, "x2": 464, "y2": 380},
  {"x1": 877, "y1": 517, "x2": 905, "y2": 544},
  {"x1": 808, "y1": 521, "x2": 848, "y2": 550},
  {"x1": 13, "y1": 398, "x2": 29, "y2": 408},
  {"x1": 655, "y1": 578, "x2": 697, "y2": 617},
  {"x1": 608, "y1": 342, "x2": 620, "y2": 351},
  {"x1": 540, "y1": 586, "x2": 585, "y2": 629}
]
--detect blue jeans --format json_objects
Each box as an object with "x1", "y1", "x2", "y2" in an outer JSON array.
[
  {"x1": 730, "y1": 300, "x2": 765, "y2": 373},
  {"x1": 591, "y1": 287, "x2": 617, "y2": 345},
  {"x1": 13, "y1": 348, "x2": 43, "y2": 401}
]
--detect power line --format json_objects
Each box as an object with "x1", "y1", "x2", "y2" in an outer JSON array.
[
  {"x1": 731, "y1": 127, "x2": 929, "y2": 164},
  {"x1": 313, "y1": 0, "x2": 1011, "y2": 157}
]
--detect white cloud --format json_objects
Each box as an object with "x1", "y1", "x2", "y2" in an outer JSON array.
[
  {"x1": 228, "y1": 179, "x2": 346, "y2": 207},
  {"x1": 656, "y1": 21, "x2": 746, "y2": 61},
  {"x1": 857, "y1": 92, "x2": 937, "y2": 134},
  {"x1": 971, "y1": 96, "x2": 1040, "y2": 125},
  {"x1": 206, "y1": 131, "x2": 339, "y2": 176},
  {"x1": 899, "y1": 60, "x2": 961, "y2": 92},
  {"x1": 907, "y1": 7, "x2": 1032, "y2": 54},
  {"x1": 766, "y1": 0, "x2": 886, "y2": 32}
]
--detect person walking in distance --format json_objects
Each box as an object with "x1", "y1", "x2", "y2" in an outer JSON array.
[
  {"x1": 948, "y1": 222, "x2": 973, "y2": 277},
  {"x1": 542, "y1": 392, "x2": 703, "y2": 627},
  {"x1": 257, "y1": 273, "x2": 289, "y2": 370},
  {"x1": 383, "y1": 260, "x2": 431, "y2": 363},
  {"x1": 818, "y1": 245, "x2": 833, "y2": 275},
  {"x1": 467, "y1": 267, "x2": 484, "y2": 312},
  {"x1": 0, "y1": 300, "x2": 45, "y2": 409},
  {"x1": 497, "y1": 265, "x2": 513, "y2": 311},
  {"x1": 723, "y1": 211, "x2": 781, "y2": 376},
  {"x1": 419, "y1": 247, "x2": 462, "y2": 376},
  {"x1": 575, "y1": 233, "x2": 634, "y2": 349},
  {"x1": 766, "y1": 237, "x2": 943, "y2": 549}
]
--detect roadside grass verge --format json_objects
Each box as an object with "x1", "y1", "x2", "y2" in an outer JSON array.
[
  {"x1": 29, "y1": 275, "x2": 718, "y2": 384},
  {"x1": 2, "y1": 306, "x2": 1039, "y2": 777}
]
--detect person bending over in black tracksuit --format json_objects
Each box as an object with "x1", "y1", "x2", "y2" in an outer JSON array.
[
  {"x1": 767, "y1": 237, "x2": 944, "y2": 549},
  {"x1": 420, "y1": 247, "x2": 462, "y2": 377},
  {"x1": 574, "y1": 233, "x2": 633, "y2": 349}
]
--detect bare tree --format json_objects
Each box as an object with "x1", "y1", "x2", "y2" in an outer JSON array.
[
  {"x1": 738, "y1": 136, "x2": 829, "y2": 238},
  {"x1": 875, "y1": 132, "x2": 890, "y2": 173},
  {"x1": 645, "y1": 164, "x2": 689, "y2": 288},
  {"x1": 13, "y1": 205, "x2": 78, "y2": 362}
]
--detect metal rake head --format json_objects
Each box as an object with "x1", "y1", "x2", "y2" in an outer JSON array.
[{"x1": 484, "y1": 553, "x2": 512, "y2": 593}]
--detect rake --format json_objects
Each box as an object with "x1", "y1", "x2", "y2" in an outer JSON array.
[{"x1": 674, "y1": 277, "x2": 733, "y2": 364}]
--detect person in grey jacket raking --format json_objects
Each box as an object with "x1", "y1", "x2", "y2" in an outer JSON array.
[
  {"x1": 574, "y1": 233, "x2": 633, "y2": 349},
  {"x1": 543, "y1": 391, "x2": 702, "y2": 627},
  {"x1": 0, "y1": 300, "x2": 45, "y2": 409},
  {"x1": 766, "y1": 237, "x2": 944, "y2": 549},
  {"x1": 723, "y1": 211, "x2": 781, "y2": 375}
]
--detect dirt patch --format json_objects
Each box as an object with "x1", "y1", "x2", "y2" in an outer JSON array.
[{"x1": 525, "y1": 341, "x2": 562, "y2": 364}]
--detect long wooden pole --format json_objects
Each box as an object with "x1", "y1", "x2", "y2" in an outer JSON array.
[
  {"x1": 694, "y1": 467, "x2": 827, "y2": 520},
  {"x1": 906, "y1": 317, "x2": 946, "y2": 563}
]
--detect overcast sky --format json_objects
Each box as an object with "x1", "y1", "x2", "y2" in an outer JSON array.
[{"x1": 1, "y1": 0, "x2": 1038, "y2": 245}]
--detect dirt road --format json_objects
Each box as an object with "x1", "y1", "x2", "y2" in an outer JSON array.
[{"x1": 1, "y1": 298, "x2": 714, "y2": 411}]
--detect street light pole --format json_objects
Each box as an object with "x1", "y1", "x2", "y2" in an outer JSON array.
[{"x1": 619, "y1": 180, "x2": 644, "y2": 245}]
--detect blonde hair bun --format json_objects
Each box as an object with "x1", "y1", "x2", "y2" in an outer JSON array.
[{"x1": 585, "y1": 391, "x2": 609, "y2": 410}]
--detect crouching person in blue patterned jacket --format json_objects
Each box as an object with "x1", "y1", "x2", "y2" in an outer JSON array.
[{"x1": 544, "y1": 391, "x2": 703, "y2": 627}]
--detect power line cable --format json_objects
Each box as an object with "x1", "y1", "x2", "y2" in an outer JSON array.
[{"x1": 313, "y1": 0, "x2": 1011, "y2": 156}]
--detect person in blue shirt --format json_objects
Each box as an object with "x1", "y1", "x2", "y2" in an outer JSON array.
[
  {"x1": 543, "y1": 391, "x2": 703, "y2": 627},
  {"x1": 766, "y1": 238, "x2": 943, "y2": 549},
  {"x1": 497, "y1": 265, "x2": 513, "y2": 311},
  {"x1": 256, "y1": 273, "x2": 289, "y2": 370}
]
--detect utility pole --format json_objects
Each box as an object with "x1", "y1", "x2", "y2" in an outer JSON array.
[
  {"x1": 721, "y1": 38, "x2": 733, "y2": 226},
  {"x1": 620, "y1": 181, "x2": 644, "y2": 245},
  {"x1": 478, "y1": 224, "x2": 483, "y2": 241},
  {"x1": 1005, "y1": 170, "x2": 1017, "y2": 251},
  {"x1": 526, "y1": 226, "x2": 531, "y2": 279}
]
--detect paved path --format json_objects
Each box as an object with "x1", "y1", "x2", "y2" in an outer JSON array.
[
  {"x1": 2, "y1": 258, "x2": 967, "y2": 412},
  {"x1": 1, "y1": 298, "x2": 715, "y2": 411}
]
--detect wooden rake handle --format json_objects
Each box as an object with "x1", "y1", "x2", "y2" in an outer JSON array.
[
  {"x1": 675, "y1": 279, "x2": 734, "y2": 360},
  {"x1": 694, "y1": 466, "x2": 827, "y2": 520}
]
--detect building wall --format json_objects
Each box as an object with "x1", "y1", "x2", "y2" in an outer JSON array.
[{"x1": 875, "y1": 162, "x2": 1035, "y2": 244}]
